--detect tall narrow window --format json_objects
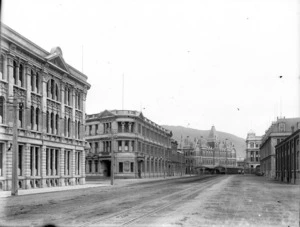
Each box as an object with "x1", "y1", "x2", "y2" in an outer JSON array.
[
  {"x1": 31, "y1": 106, "x2": 34, "y2": 129},
  {"x1": 0, "y1": 55, "x2": 3, "y2": 80},
  {"x1": 68, "y1": 118, "x2": 71, "y2": 137},
  {"x1": 18, "y1": 145, "x2": 23, "y2": 176},
  {"x1": 68, "y1": 88, "x2": 71, "y2": 106},
  {"x1": 30, "y1": 147, "x2": 34, "y2": 176},
  {"x1": 32, "y1": 70, "x2": 35, "y2": 92},
  {"x1": 51, "y1": 112, "x2": 54, "y2": 134},
  {"x1": 56, "y1": 84, "x2": 59, "y2": 101},
  {"x1": 36, "y1": 72, "x2": 39, "y2": 93},
  {"x1": 64, "y1": 116, "x2": 67, "y2": 136},
  {"x1": 46, "y1": 111, "x2": 49, "y2": 133},
  {"x1": 78, "y1": 121, "x2": 80, "y2": 139},
  {"x1": 36, "y1": 108, "x2": 39, "y2": 131},
  {"x1": 19, "y1": 106, "x2": 23, "y2": 128},
  {"x1": 19, "y1": 64, "x2": 23, "y2": 87},
  {"x1": 13, "y1": 61, "x2": 17, "y2": 85},
  {"x1": 56, "y1": 114, "x2": 59, "y2": 135},
  {"x1": 0, "y1": 97, "x2": 4, "y2": 124},
  {"x1": 35, "y1": 147, "x2": 39, "y2": 176}
]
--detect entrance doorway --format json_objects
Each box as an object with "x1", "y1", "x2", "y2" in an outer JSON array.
[{"x1": 102, "y1": 160, "x2": 111, "y2": 177}]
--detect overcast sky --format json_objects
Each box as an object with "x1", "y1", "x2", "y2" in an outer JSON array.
[{"x1": 2, "y1": 0, "x2": 299, "y2": 139}]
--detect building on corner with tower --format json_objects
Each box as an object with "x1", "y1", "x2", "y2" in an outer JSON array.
[{"x1": 0, "y1": 24, "x2": 90, "y2": 190}]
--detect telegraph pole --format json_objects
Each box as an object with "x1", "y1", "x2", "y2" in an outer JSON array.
[
  {"x1": 11, "y1": 98, "x2": 21, "y2": 196},
  {"x1": 110, "y1": 129, "x2": 114, "y2": 185}
]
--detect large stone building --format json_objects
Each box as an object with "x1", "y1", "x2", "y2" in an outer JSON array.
[
  {"x1": 260, "y1": 117, "x2": 300, "y2": 179},
  {"x1": 85, "y1": 110, "x2": 185, "y2": 178},
  {"x1": 245, "y1": 130, "x2": 261, "y2": 173},
  {"x1": 275, "y1": 129, "x2": 300, "y2": 184},
  {"x1": 182, "y1": 126, "x2": 237, "y2": 174},
  {"x1": 0, "y1": 24, "x2": 90, "y2": 190}
]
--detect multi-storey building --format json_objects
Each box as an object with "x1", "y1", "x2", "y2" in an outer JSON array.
[
  {"x1": 245, "y1": 130, "x2": 261, "y2": 173},
  {"x1": 182, "y1": 126, "x2": 237, "y2": 174},
  {"x1": 275, "y1": 129, "x2": 300, "y2": 184},
  {"x1": 168, "y1": 139, "x2": 185, "y2": 176},
  {"x1": 0, "y1": 24, "x2": 90, "y2": 190},
  {"x1": 85, "y1": 110, "x2": 184, "y2": 179},
  {"x1": 260, "y1": 117, "x2": 300, "y2": 179}
]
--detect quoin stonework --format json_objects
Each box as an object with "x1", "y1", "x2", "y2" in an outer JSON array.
[
  {"x1": 85, "y1": 110, "x2": 185, "y2": 179},
  {"x1": 0, "y1": 23, "x2": 90, "y2": 190}
]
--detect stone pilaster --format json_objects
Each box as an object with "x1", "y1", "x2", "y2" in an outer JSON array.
[
  {"x1": 41, "y1": 145, "x2": 46, "y2": 187},
  {"x1": 2, "y1": 54, "x2": 7, "y2": 81},
  {"x1": 70, "y1": 149, "x2": 75, "y2": 185}
]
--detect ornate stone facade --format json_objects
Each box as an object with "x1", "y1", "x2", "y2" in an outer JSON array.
[
  {"x1": 85, "y1": 110, "x2": 185, "y2": 179},
  {"x1": 0, "y1": 23, "x2": 90, "y2": 190},
  {"x1": 182, "y1": 126, "x2": 237, "y2": 174}
]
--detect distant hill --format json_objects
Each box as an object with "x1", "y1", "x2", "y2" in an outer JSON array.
[{"x1": 162, "y1": 125, "x2": 246, "y2": 158}]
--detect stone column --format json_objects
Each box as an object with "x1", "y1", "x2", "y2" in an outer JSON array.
[
  {"x1": 41, "y1": 146, "x2": 47, "y2": 187},
  {"x1": 71, "y1": 149, "x2": 75, "y2": 185},
  {"x1": 24, "y1": 144, "x2": 31, "y2": 189},
  {"x1": 42, "y1": 67, "x2": 49, "y2": 134},
  {"x1": 122, "y1": 140, "x2": 125, "y2": 153},
  {"x1": 72, "y1": 89, "x2": 76, "y2": 139}
]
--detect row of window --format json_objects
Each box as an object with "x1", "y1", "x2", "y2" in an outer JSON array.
[
  {"x1": 0, "y1": 144, "x2": 82, "y2": 177},
  {"x1": 87, "y1": 122, "x2": 169, "y2": 145}
]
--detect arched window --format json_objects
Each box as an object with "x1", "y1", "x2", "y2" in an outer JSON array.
[
  {"x1": 51, "y1": 79, "x2": 55, "y2": 99},
  {"x1": 36, "y1": 108, "x2": 39, "y2": 131},
  {"x1": 64, "y1": 86, "x2": 68, "y2": 105},
  {"x1": 46, "y1": 111, "x2": 49, "y2": 133},
  {"x1": 19, "y1": 64, "x2": 24, "y2": 87},
  {"x1": 13, "y1": 61, "x2": 17, "y2": 85},
  {"x1": 31, "y1": 106, "x2": 34, "y2": 130},
  {"x1": 0, "y1": 97, "x2": 4, "y2": 124},
  {"x1": 36, "y1": 72, "x2": 39, "y2": 93}
]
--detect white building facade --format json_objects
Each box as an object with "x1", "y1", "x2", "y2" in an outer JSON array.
[{"x1": 0, "y1": 24, "x2": 90, "y2": 190}]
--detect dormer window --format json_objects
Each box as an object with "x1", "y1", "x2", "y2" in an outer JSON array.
[{"x1": 279, "y1": 123, "x2": 285, "y2": 132}]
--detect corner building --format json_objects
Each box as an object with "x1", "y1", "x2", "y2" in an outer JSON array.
[
  {"x1": 245, "y1": 130, "x2": 261, "y2": 173},
  {"x1": 0, "y1": 24, "x2": 90, "y2": 190},
  {"x1": 85, "y1": 110, "x2": 179, "y2": 178}
]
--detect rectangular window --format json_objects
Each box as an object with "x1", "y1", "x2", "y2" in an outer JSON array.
[
  {"x1": 95, "y1": 142, "x2": 98, "y2": 153},
  {"x1": 118, "y1": 141, "x2": 122, "y2": 151},
  {"x1": 130, "y1": 162, "x2": 134, "y2": 172},
  {"x1": 89, "y1": 125, "x2": 92, "y2": 135},
  {"x1": 119, "y1": 162, "x2": 123, "y2": 173},
  {"x1": 35, "y1": 147, "x2": 39, "y2": 175},
  {"x1": 95, "y1": 124, "x2": 98, "y2": 134},
  {"x1": 125, "y1": 141, "x2": 129, "y2": 151}
]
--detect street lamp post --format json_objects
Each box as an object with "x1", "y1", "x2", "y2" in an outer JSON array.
[{"x1": 110, "y1": 129, "x2": 115, "y2": 185}]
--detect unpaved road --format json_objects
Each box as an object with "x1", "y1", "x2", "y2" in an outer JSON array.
[{"x1": 0, "y1": 175, "x2": 298, "y2": 227}]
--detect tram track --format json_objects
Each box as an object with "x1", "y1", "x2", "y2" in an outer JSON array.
[{"x1": 79, "y1": 175, "x2": 221, "y2": 227}]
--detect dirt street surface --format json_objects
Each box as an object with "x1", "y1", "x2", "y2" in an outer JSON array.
[{"x1": 0, "y1": 175, "x2": 299, "y2": 227}]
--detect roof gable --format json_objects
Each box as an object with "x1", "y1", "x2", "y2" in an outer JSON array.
[
  {"x1": 45, "y1": 47, "x2": 70, "y2": 73},
  {"x1": 99, "y1": 110, "x2": 115, "y2": 118}
]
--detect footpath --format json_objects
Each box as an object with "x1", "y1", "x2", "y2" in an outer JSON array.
[{"x1": 0, "y1": 175, "x2": 192, "y2": 198}]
